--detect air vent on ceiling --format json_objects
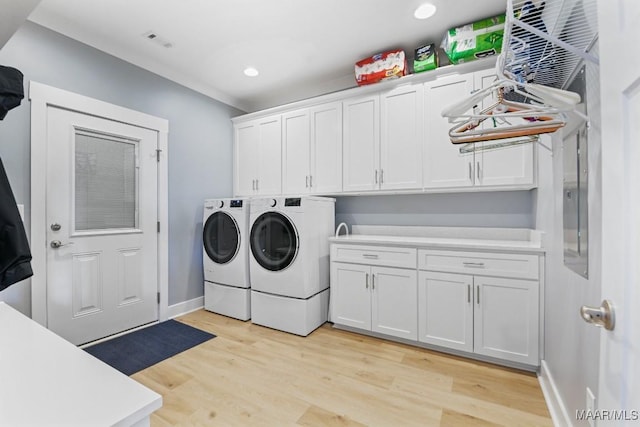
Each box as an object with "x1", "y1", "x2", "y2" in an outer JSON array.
[{"x1": 142, "y1": 31, "x2": 173, "y2": 48}]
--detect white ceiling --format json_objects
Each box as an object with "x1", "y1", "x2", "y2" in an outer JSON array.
[{"x1": 27, "y1": 0, "x2": 507, "y2": 112}]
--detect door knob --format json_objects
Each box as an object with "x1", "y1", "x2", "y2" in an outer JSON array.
[
  {"x1": 580, "y1": 300, "x2": 615, "y2": 331},
  {"x1": 50, "y1": 240, "x2": 74, "y2": 249}
]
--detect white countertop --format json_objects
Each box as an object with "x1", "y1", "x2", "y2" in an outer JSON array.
[
  {"x1": 329, "y1": 225, "x2": 544, "y2": 253},
  {"x1": 0, "y1": 302, "x2": 162, "y2": 427}
]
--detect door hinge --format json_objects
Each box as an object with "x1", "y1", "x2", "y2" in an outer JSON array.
[
  {"x1": 157, "y1": 221, "x2": 160, "y2": 233},
  {"x1": 157, "y1": 292, "x2": 160, "y2": 304},
  {"x1": 156, "y1": 148, "x2": 162, "y2": 162}
]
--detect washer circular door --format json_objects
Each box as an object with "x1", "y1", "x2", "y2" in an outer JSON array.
[
  {"x1": 203, "y1": 212, "x2": 240, "y2": 264},
  {"x1": 250, "y1": 212, "x2": 298, "y2": 271}
]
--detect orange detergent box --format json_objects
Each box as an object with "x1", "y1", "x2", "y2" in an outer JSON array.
[{"x1": 355, "y1": 49, "x2": 407, "y2": 86}]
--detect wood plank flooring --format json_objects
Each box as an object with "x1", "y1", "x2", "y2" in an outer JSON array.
[{"x1": 132, "y1": 310, "x2": 552, "y2": 426}]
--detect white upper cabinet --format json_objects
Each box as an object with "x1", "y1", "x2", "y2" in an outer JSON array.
[
  {"x1": 234, "y1": 62, "x2": 537, "y2": 197},
  {"x1": 380, "y1": 84, "x2": 424, "y2": 191},
  {"x1": 234, "y1": 116, "x2": 282, "y2": 196},
  {"x1": 282, "y1": 109, "x2": 311, "y2": 195},
  {"x1": 423, "y1": 74, "x2": 476, "y2": 189},
  {"x1": 343, "y1": 84, "x2": 424, "y2": 193},
  {"x1": 423, "y1": 70, "x2": 535, "y2": 191},
  {"x1": 282, "y1": 102, "x2": 343, "y2": 195},
  {"x1": 310, "y1": 102, "x2": 343, "y2": 194},
  {"x1": 472, "y1": 69, "x2": 535, "y2": 188},
  {"x1": 342, "y1": 94, "x2": 379, "y2": 192},
  {"x1": 234, "y1": 122, "x2": 259, "y2": 196}
]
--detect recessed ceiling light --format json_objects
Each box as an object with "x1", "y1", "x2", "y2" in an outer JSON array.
[
  {"x1": 414, "y1": 3, "x2": 437, "y2": 19},
  {"x1": 244, "y1": 67, "x2": 259, "y2": 77}
]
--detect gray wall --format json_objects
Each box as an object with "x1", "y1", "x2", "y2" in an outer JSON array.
[
  {"x1": 336, "y1": 191, "x2": 534, "y2": 229},
  {"x1": 534, "y1": 47, "x2": 601, "y2": 424},
  {"x1": 0, "y1": 22, "x2": 242, "y2": 315}
]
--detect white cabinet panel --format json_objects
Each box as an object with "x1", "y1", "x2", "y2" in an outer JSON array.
[
  {"x1": 380, "y1": 84, "x2": 424, "y2": 190},
  {"x1": 371, "y1": 266, "x2": 417, "y2": 340},
  {"x1": 424, "y1": 74, "x2": 475, "y2": 189},
  {"x1": 343, "y1": 95, "x2": 379, "y2": 192},
  {"x1": 234, "y1": 122, "x2": 259, "y2": 196},
  {"x1": 474, "y1": 276, "x2": 539, "y2": 365},
  {"x1": 418, "y1": 271, "x2": 473, "y2": 352},
  {"x1": 331, "y1": 263, "x2": 371, "y2": 330},
  {"x1": 310, "y1": 102, "x2": 343, "y2": 194},
  {"x1": 234, "y1": 116, "x2": 282, "y2": 196},
  {"x1": 282, "y1": 109, "x2": 310, "y2": 195},
  {"x1": 257, "y1": 117, "x2": 282, "y2": 195},
  {"x1": 331, "y1": 244, "x2": 417, "y2": 269},
  {"x1": 473, "y1": 69, "x2": 535, "y2": 188}
]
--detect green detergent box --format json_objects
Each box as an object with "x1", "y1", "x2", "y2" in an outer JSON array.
[
  {"x1": 413, "y1": 43, "x2": 438, "y2": 73},
  {"x1": 442, "y1": 14, "x2": 505, "y2": 64}
]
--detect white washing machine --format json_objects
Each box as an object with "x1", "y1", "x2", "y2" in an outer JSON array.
[
  {"x1": 203, "y1": 198, "x2": 250, "y2": 320},
  {"x1": 248, "y1": 196, "x2": 335, "y2": 336}
]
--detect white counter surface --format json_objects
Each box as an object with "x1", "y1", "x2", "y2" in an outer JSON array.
[
  {"x1": 0, "y1": 302, "x2": 162, "y2": 427},
  {"x1": 329, "y1": 225, "x2": 544, "y2": 253}
]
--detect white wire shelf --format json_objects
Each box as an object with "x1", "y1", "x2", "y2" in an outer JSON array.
[{"x1": 503, "y1": 0, "x2": 599, "y2": 90}]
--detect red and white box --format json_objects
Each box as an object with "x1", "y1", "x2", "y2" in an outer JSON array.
[{"x1": 355, "y1": 49, "x2": 407, "y2": 86}]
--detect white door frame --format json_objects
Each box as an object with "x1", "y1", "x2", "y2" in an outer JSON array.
[{"x1": 29, "y1": 81, "x2": 169, "y2": 327}]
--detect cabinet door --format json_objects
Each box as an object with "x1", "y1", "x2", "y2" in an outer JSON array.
[
  {"x1": 331, "y1": 263, "x2": 371, "y2": 330},
  {"x1": 418, "y1": 271, "x2": 473, "y2": 352},
  {"x1": 473, "y1": 69, "x2": 535, "y2": 188},
  {"x1": 380, "y1": 84, "x2": 424, "y2": 190},
  {"x1": 371, "y1": 266, "x2": 417, "y2": 340},
  {"x1": 310, "y1": 102, "x2": 342, "y2": 194},
  {"x1": 234, "y1": 122, "x2": 259, "y2": 196},
  {"x1": 282, "y1": 109, "x2": 310, "y2": 195},
  {"x1": 473, "y1": 276, "x2": 539, "y2": 365},
  {"x1": 256, "y1": 116, "x2": 282, "y2": 195},
  {"x1": 343, "y1": 94, "x2": 379, "y2": 192},
  {"x1": 423, "y1": 74, "x2": 475, "y2": 189}
]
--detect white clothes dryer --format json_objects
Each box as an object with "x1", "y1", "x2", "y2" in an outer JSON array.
[
  {"x1": 248, "y1": 196, "x2": 335, "y2": 336},
  {"x1": 203, "y1": 198, "x2": 250, "y2": 320}
]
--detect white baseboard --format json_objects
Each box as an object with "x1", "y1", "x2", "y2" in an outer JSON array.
[
  {"x1": 538, "y1": 359, "x2": 573, "y2": 427},
  {"x1": 167, "y1": 296, "x2": 204, "y2": 319}
]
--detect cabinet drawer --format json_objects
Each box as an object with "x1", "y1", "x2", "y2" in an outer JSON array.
[
  {"x1": 331, "y1": 244, "x2": 417, "y2": 269},
  {"x1": 418, "y1": 249, "x2": 539, "y2": 280}
]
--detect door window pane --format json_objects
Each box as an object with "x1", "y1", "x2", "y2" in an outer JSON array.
[{"x1": 75, "y1": 131, "x2": 138, "y2": 231}]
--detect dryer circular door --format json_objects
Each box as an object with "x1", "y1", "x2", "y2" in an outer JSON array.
[
  {"x1": 250, "y1": 212, "x2": 299, "y2": 271},
  {"x1": 203, "y1": 211, "x2": 240, "y2": 264}
]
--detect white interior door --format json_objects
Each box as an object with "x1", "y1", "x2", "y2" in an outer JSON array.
[
  {"x1": 597, "y1": 0, "x2": 640, "y2": 419},
  {"x1": 46, "y1": 106, "x2": 159, "y2": 345}
]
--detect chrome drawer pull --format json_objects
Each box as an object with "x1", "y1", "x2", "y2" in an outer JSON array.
[
  {"x1": 362, "y1": 254, "x2": 379, "y2": 259},
  {"x1": 463, "y1": 261, "x2": 485, "y2": 268}
]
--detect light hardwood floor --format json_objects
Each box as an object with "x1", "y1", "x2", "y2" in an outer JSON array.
[{"x1": 132, "y1": 310, "x2": 552, "y2": 426}]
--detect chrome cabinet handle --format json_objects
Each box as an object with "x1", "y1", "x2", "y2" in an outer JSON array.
[
  {"x1": 362, "y1": 254, "x2": 379, "y2": 259},
  {"x1": 380, "y1": 169, "x2": 384, "y2": 184},
  {"x1": 467, "y1": 284, "x2": 471, "y2": 303},
  {"x1": 309, "y1": 175, "x2": 313, "y2": 188},
  {"x1": 375, "y1": 169, "x2": 378, "y2": 184},
  {"x1": 365, "y1": 273, "x2": 369, "y2": 289},
  {"x1": 51, "y1": 240, "x2": 74, "y2": 249},
  {"x1": 468, "y1": 163, "x2": 472, "y2": 180},
  {"x1": 256, "y1": 179, "x2": 259, "y2": 191},
  {"x1": 477, "y1": 161, "x2": 481, "y2": 181},
  {"x1": 372, "y1": 274, "x2": 375, "y2": 290},
  {"x1": 476, "y1": 285, "x2": 480, "y2": 304},
  {"x1": 463, "y1": 262, "x2": 485, "y2": 268},
  {"x1": 252, "y1": 179, "x2": 255, "y2": 190}
]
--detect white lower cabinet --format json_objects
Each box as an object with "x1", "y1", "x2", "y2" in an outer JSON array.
[
  {"x1": 331, "y1": 250, "x2": 418, "y2": 341},
  {"x1": 418, "y1": 271, "x2": 539, "y2": 365},
  {"x1": 331, "y1": 242, "x2": 542, "y2": 367}
]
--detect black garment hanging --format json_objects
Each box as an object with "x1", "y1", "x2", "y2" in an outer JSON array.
[
  {"x1": 0, "y1": 66, "x2": 24, "y2": 120},
  {"x1": 0, "y1": 157, "x2": 32, "y2": 291}
]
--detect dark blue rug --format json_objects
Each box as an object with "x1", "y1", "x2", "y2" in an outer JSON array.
[{"x1": 84, "y1": 320, "x2": 215, "y2": 375}]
